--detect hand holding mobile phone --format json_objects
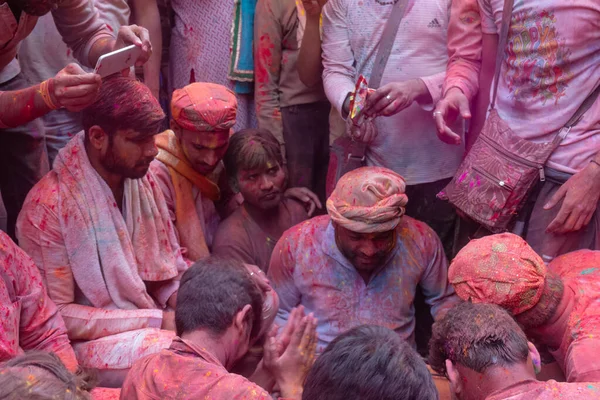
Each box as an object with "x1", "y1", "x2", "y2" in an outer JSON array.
[{"x1": 94, "y1": 45, "x2": 142, "y2": 78}]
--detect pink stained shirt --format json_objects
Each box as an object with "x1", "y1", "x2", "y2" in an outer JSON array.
[
  {"x1": 121, "y1": 337, "x2": 274, "y2": 399},
  {"x1": 321, "y1": 0, "x2": 469, "y2": 185},
  {"x1": 529, "y1": 250, "x2": 600, "y2": 383},
  {"x1": 268, "y1": 215, "x2": 459, "y2": 353},
  {"x1": 477, "y1": 0, "x2": 600, "y2": 174},
  {"x1": 0, "y1": 230, "x2": 77, "y2": 371},
  {"x1": 16, "y1": 173, "x2": 172, "y2": 344},
  {"x1": 0, "y1": 0, "x2": 113, "y2": 83},
  {"x1": 486, "y1": 380, "x2": 600, "y2": 400}
]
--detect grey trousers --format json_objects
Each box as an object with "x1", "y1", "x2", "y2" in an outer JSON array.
[{"x1": 281, "y1": 101, "x2": 331, "y2": 205}]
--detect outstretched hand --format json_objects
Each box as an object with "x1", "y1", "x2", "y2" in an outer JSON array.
[{"x1": 433, "y1": 87, "x2": 471, "y2": 145}]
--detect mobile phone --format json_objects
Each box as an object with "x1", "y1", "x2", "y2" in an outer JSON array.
[{"x1": 94, "y1": 45, "x2": 142, "y2": 78}]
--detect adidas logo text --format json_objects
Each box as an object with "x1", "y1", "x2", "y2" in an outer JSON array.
[{"x1": 428, "y1": 18, "x2": 441, "y2": 28}]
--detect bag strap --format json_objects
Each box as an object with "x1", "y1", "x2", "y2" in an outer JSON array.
[
  {"x1": 552, "y1": 83, "x2": 600, "y2": 145},
  {"x1": 348, "y1": 0, "x2": 409, "y2": 160},
  {"x1": 489, "y1": 0, "x2": 515, "y2": 109},
  {"x1": 369, "y1": 0, "x2": 410, "y2": 89}
]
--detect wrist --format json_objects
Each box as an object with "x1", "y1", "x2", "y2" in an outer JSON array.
[
  {"x1": 279, "y1": 381, "x2": 303, "y2": 400},
  {"x1": 410, "y1": 78, "x2": 431, "y2": 105},
  {"x1": 446, "y1": 86, "x2": 465, "y2": 97},
  {"x1": 40, "y1": 79, "x2": 61, "y2": 110},
  {"x1": 588, "y1": 159, "x2": 600, "y2": 179}
]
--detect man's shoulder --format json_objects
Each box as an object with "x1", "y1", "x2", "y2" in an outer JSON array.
[
  {"x1": 397, "y1": 215, "x2": 438, "y2": 239},
  {"x1": 213, "y1": 207, "x2": 247, "y2": 241},
  {"x1": 21, "y1": 171, "x2": 60, "y2": 212},
  {"x1": 281, "y1": 214, "x2": 329, "y2": 242}
]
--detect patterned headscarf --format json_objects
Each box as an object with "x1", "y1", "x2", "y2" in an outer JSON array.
[
  {"x1": 326, "y1": 166, "x2": 409, "y2": 233},
  {"x1": 449, "y1": 233, "x2": 547, "y2": 315},
  {"x1": 171, "y1": 83, "x2": 237, "y2": 132}
]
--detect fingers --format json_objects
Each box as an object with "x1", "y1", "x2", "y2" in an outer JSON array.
[
  {"x1": 458, "y1": 95, "x2": 472, "y2": 119},
  {"x1": 61, "y1": 63, "x2": 87, "y2": 76},
  {"x1": 367, "y1": 96, "x2": 392, "y2": 117},
  {"x1": 279, "y1": 306, "x2": 303, "y2": 349},
  {"x1": 303, "y1": 189, "x2": 322, "y2": 210},
  {"x1": 244, "y1": 263, "x2": 270, "y2": 292},
  {"x1": 433, "y1": 105, "x2": 461, "y2": 145},
  {"x1": 118, "y1": 25, "x2": 152, "y2": 66},
  {"x1": 118, "y1": 24, "x2": 143, "y2": 46},
  {"x1": 433, "y1": 102, "x2": 449, "y2": 133},
  {"x1": 378, "y1": 99, "x2": 411, "y2": 117},
  {"x1": 290, "y1": 316, "x2": 309, "y2": 349},
  {"x1": 263, "y1": 335, "x2": 277, "y2": 367},
  {"x1": 307, "y1": 202, "x2": 316, "y2": 217},
  {"x1": 573, "y1": 212, "x2": 589, "y2": 233},
  {"x1": 56, "y1": 72, "x2": 101, "y2": 87},
  {"x1": 543, "y1": 185, "x2": 567, "y2": 210},
  {"x1": 56, "y1": 83, "x2": 100, "y2": 99},
  {"x1": 546, "y1": 204, "x2": 570, "y2": 233},
  {"x1": 298, "y1": 313, "x2": 316, "y2": 351},
  {"x1": 438, "y1": 126, "x2": 462, "y2": 145}
]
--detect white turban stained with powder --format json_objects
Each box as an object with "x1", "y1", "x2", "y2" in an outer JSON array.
[{"x1": 326, "y1": 166, "x2": 409, "y2": 233}]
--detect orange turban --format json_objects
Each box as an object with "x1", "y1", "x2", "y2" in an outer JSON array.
[
  {"x1": 326, "y1": 166, "x2": 409, "y2": 233},
  {"x1": 449, "y1": 233, "x2": 547, "y2": 315},
  {"x1": 171, "y1": 83, "x2": 237, "y2": 132}
]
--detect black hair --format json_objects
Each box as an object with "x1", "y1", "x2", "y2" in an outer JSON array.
[
  {"x1": 175, "y1": 256, "x2": 263, "y2": 339},
  {"x1": 82, "y1": 75, "x2": 165, "y2": 140},
  {"x1": 303, "y1": 325, "x2": 438, "y2": 400},
  {"x1": 428, "y1": 302, "x2": 530, "y2": 376},
  {"x1": 224, "y1": 128, "x2": 283, "y2": 189}
]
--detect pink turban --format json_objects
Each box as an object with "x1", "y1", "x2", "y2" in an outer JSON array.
[
  {"x1": 449, "y1": 233, "x2": 547, "y2": 315},
  {"x1": 171, "y1": 83, "x2": 237, "y2": 132},
  {"x1": 326, "y1": 166, "x2": 409, "y2": 233}
]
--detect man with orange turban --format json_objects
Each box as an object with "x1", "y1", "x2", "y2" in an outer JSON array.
[
  {"x1": 449, "y1": 233, "x2": 600, "y2": 383},
  {"x1": 268, "y1": 166, "x2": 459, "y2": 354},
  {"x1": 150, "y1": 82, "x2": 239, "y2": 262},
  {"x1": 152, "y1": 82, "x2": 320, "y2": 262}
]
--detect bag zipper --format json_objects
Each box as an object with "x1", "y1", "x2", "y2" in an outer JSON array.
[
  {"x1": 472, "y1": 166, "x2": 514, "y2": 191},
  {"x1": 479, "y1": 134, "x2": 546, "y2": 182}
]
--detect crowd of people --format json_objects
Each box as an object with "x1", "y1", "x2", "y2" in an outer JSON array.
[{"x1": 0, "y1": 0, "x2": 599, "y2": 398}]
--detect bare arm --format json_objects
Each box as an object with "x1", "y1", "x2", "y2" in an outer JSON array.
[
  {"x1": 0, "y1": 63, "x2": 100, "y2": 128},
  {"x1": 297, "y1": 0, "x2": 328, "y2": 87},
  {"x1": 130, "y1": 0, "x2": 163, "y2": 99},
  {"x1": 467, "y1": 33, "x2": 497, "y2": 150}
]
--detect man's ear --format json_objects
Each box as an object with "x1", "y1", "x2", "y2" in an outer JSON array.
[
  {"x1": 87, "y1": 125, "x2": 108, "y2": 151},
  {"x1": 527, "y1": 341, "x2": 542, "y2": 374},
  {"x1": 446, "y1": 359, "x2": 463, "y2": 397},
  {"x1": 234, "y1": 304, "x2": 253, "y2": 338}
]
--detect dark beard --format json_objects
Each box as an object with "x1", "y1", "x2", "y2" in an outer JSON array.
[{"x1": 101, "y1": 142, "x2": 151, "y2": 180}]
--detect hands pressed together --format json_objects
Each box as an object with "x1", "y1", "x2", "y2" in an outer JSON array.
[{"x1": 263, "y1": 306, "x2": 318, "y2": 399}]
